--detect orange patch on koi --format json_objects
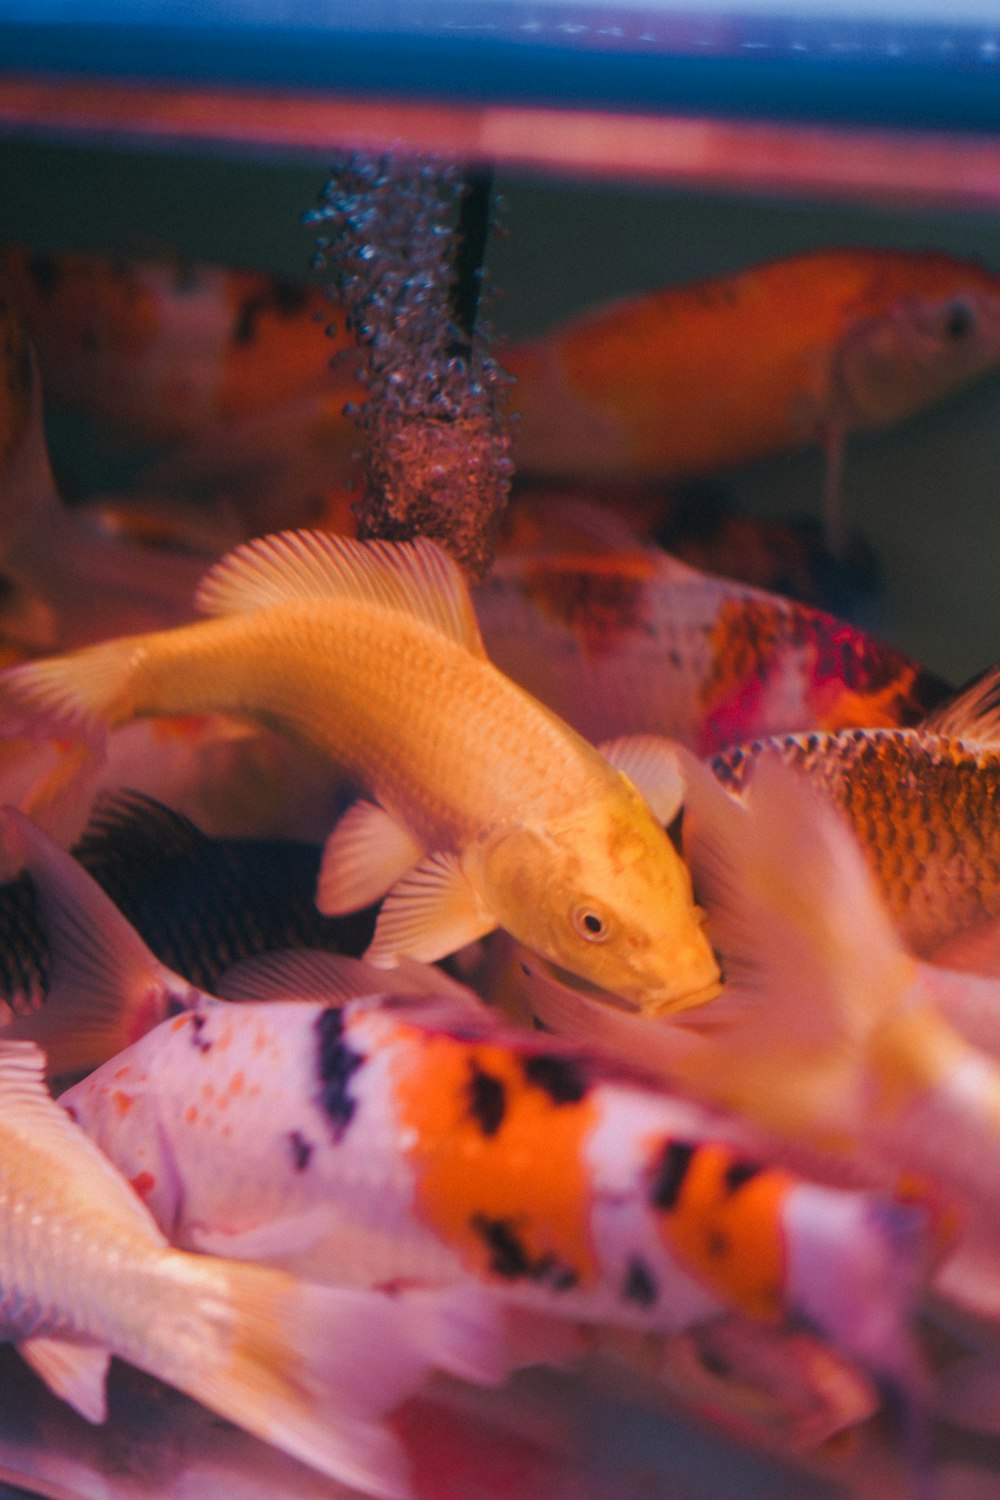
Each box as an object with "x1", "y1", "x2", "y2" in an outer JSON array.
[
  {"x1": 656, "y1": 1143, "x2": 792, "y2": 1320},
  {"x1": 392, "y1": 1027, "x2": 599, "y2": 1289}
]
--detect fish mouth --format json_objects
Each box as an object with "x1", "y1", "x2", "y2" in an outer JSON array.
[
  {"x1": 520, "y1": 955, "x2": 723, "y2": 1017},
  {"x1": 646, "y1": 978, "x2": 724, "y2": 1016}
]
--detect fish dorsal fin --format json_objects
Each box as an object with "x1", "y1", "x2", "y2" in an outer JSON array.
[
  {"x1": 18, "y1": 1335, "x2": 111, "y2": 1423},
  {"x1": 318, "y1": 802, "x2": 425, "y2": 915},
  {"x1": 1, "y1": 806, "x2": 184, "y2": 1078},
  {"x1": 217, "y1": 947, "x2": 479, "y2": 1006},
  {"x1": 920, "y1": 662, "x2": 1000, "y2": 747},
  {"x1": 365, "y1": 853, "x2": 496, "y2": 967},
  {"x1": 598, "y1": 734, "x2": 686, "y2": 825},
  {"x1": 195, "y1": 529, "x2": 487, "y2": 655}
]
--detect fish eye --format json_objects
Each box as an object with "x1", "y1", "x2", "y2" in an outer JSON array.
[
  {"x1": 943, "y1": 299, "x2": 976, "y2": 340},
  {"x1": 572, "y1": 904, "x2": 611, "y2": 943}
]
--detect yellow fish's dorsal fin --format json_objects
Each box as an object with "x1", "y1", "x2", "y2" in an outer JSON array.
[
  {"x1": 195, "y1": 529, "x2": 488, "y2": 655},
  {"x1": 598, "y1": 734, "x2": 686, "y2": 825},
  {"x1": 920, "y1": 661, "x2": 1000, "y2": 748}
]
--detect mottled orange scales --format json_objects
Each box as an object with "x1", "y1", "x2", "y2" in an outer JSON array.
[
  {"x1": 654, "y1": 1144, "x2": 792, "y2": 1321},
  {"x1": 711, "y1": 727, "x2": 1000, "y2": 957},
  {"x1": 392, "y1": 1028, "x2": 599, "y2": 1288}
]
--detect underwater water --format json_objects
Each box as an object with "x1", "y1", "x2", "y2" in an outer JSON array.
[{"x1": 2, "y1": 116, "x2": 1000, "y2": 1500}]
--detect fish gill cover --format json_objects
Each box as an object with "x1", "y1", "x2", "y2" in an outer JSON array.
[{"x1": 308, "y1": 153, "x2": 514, "y2": 581}]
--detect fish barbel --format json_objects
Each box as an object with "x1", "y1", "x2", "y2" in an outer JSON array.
[
  {"x1": 0, "y1": 1035, "x2": 523, "y2": 1499},
  {"x1": 0, "y1": 530, "x2": 719, "y2": 1014},
  {"x1": 707, "y1": 664, "x2": 1000, "y2": 959}
]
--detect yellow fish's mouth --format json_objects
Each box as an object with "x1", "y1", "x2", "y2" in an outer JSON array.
[
  {"x1": 645, "y1": 979, "x2": 725, "y2": 1017},
  {"x1": 521, "y1": 954, "x2": 724, "y2": 1018}
]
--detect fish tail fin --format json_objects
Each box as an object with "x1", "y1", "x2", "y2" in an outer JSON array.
[
  {"x1": 675, "y1": 749, "x2": 922, "y2": 1129},
  {"x1": 1, "y1": 805, "x2": 182, "y2": 1075},
  {"x1": 165, "y1": 1264, "x2": 516, "y2": 1498},
  {"x1": 0, "y1": 632, "x2": 145, "y2": 745}
]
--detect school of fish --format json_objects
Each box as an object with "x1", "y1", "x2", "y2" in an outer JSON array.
[{"x1": 1, "y1": 230, "x2": 1000, "y2": 1500}]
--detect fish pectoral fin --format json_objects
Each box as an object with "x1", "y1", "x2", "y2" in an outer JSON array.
[
  {"x1": 18, "y1": 1334, "x2": 111, "y2": 1422},
  {"x1": 318, "y1": 802, "x2": 425, "y2": 915},
  {"x1": 365, "y1": 853, "x2": 496, "y2": 966},
  {"x1": 597, "y1": 734, "x2": 685, "y2": 825},
  {"x1": 194, "y1": 530, "x2": 488, "y2": 656}
]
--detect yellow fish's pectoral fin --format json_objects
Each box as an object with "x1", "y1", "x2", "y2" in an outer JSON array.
[
  {"x1": 365, "y1": 852, "x2": 497, "y2": 967},
  {"x1": 194, "y1": 529, "x2": 487, "y2": 655},
  {"x1": 318, "y1": 801, "x2": 425, "y2": 915},
  {"x1": 597, "y1": 734, "x2": 685, "y2": 826},
  {"x1": 18, "y1": 1334, "x2": 111, "y2": 1423}
]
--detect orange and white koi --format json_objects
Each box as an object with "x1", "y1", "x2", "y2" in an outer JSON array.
[
  {"x1": 0, "y1": 530, "x2": 719, "y2": 1013},
  {"x1": 60, "y1": 986, "x2": 926, "y2": 1405},
  {"x1": 0, "y1": 1033, "x2": 531, "y2": 1499},
  {"x1": 476, "y1": 538, "x2": 947, "y2": 756},
  {"x1": 505, "y1": 247, "x2": 1000, "y2": 550}
]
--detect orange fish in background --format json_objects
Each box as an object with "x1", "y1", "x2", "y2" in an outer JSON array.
[
  {"x1": 9, "y1": 244, "x2": 1000, "y2": 556},
  {"x1": 505, "y1": 247, "x2": 1000, "y2": 552},
  {"x1": 0, "y1": 245, "x2": 360, "y2": 445}
]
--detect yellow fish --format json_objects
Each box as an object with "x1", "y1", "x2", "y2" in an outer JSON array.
[
  {"x1": 0, "y1": 1037, "x2": 513, "y2": 1498},
  {"x1": 0, "y1": 530, "x2": 719, "y2": 1014}
]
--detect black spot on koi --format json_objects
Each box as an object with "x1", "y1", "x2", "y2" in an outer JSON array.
[
  {"x1": 189, "y1": 1012, "x2": 213, "y2": 1054},
  {"x1": 622, "y1": 1257, "x2": 658, "y2": 1308},
  {"x1": 522, "y1": 1053, "x2": 588, "y2": 1105},
  {"x1": 316, "y1": 1008, "x2": 366, "y2": 1142},
  {"x1": 467, "y1": 1064, "x2": 506, "y2": 1136},
  {"x1": 723, "y1": 1161, "x2": 762, "y2": 1195},
  {"x1": 288, "y1": 1131, "x2": 314, "y2": 1172},
  {"x1": 649, "y1": 1140, "x2": 697, "y2": 1212},
  {"x1": 470, "y1": 1215, "x2": 578, "y2": 1291}
]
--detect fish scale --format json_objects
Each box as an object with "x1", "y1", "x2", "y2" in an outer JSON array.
[{"x1": 710, "y1": 726, "x2": 1000, "y2": 958}]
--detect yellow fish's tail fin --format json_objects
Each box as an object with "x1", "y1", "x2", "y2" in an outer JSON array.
[
  {"x1": 0, "y1": 631, "x2": 144, "y2": 746},
  {"x1": 162, "y1": 1266, "x2": 517, "y2": 1499},
  {"x1": 0, "y1": 805, "x2": 189, "y2": 1076}
]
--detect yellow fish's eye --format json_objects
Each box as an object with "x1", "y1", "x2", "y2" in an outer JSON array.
[{"x1": 572, "y1": 904, "x2": 611, "y2": 943}]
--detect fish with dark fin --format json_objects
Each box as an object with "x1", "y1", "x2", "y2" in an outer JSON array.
[{"x1": 0, "y1": 789, "x2": 373, "y2": 1015}]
